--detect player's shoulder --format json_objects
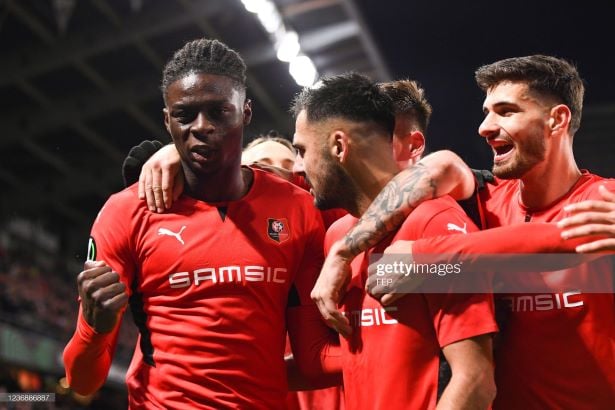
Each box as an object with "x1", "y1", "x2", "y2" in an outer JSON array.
[
  {"x1": 575, "y1": 171, "x2": 615, "y2": 199},
  {"x1": 324, "y1": 214, "x2": 357, "y2": 252},
  {"x1": 251, "y1": 167, "x2": 314, "y2": 204},
  {"x1": 411, "y1": 196, "x2": 465, "y2": 221},
  {"x1": 100, "y1": 184, "x2": 146, "y2": 215}
]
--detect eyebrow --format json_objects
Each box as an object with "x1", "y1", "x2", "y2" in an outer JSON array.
[{"x1": 483, "y1": 101, "x2": 519, "y2": 113}]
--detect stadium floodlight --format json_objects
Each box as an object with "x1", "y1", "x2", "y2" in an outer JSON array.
[
  {"x1": 276, "y1": 31, "x2": 300, "y2": 62},
  {"x1": 289, "y1": 55, "x2": 317, "y2": 87},
  {"x1": 240, "y1": 0, "x2": 267, "y2": 13},
  {"x1": 256, "y1": 1, "x2": 282, "y2": 33}
]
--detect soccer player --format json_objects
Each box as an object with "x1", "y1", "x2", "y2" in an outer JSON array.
[
  {"x1": 312, "y1": 55, "x2": 615, "y2": 408},
  {"x1": 292, "y1": 73, "x2": 498, "y2": 409},
  {"x1": 63, "y1": 38, "x2": 340, "y2": 409}
]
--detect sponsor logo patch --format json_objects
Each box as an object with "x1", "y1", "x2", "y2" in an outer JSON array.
[{"x1": 267, "y1": 218, "x2": 289, "y2": 243}]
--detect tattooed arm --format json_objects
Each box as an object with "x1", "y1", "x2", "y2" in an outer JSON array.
[{"x1": 311, "y1": 150, "x2": 475, "y2": 335}]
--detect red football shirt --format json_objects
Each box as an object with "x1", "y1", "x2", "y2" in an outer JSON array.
[
  {"x1": 327, "y1": 196, "x2": 498, "y2": 409},
  {"x1": 480, "y1": 172, "x2": 615, "y2": 409},
  {"x1": 413, "y1": 171, "x2": 615, "y2": 408},
  {"x1": 64, "y1": 168, "x2": 338, "y2": 409}
]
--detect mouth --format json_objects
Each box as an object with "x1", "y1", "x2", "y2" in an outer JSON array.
[
  {"x1": 190, "y1": 146, "x2": 216, "y2": 163},
  {"x1": 490, "y1": 140, "x2": 515, "y2": 163}
]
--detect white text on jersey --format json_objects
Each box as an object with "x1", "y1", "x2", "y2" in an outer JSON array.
[{"x1": 168, "y1": 266, "x2": 288, "y2": 288}]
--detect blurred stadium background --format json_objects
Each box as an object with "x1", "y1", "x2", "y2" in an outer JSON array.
[{"x1": 0, "y1": 0, "x2": 613, "y2": 408}]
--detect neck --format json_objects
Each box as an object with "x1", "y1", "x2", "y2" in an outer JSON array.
[
  {"x1": 518, "y1": 140, "x2": 581, "y2": 209},
  {"x1": 183, "y1": 164, "x2": 251, "y2": 202},
  {"x1": 350, "y1": 157, "x2": 399, "y2": 216}
]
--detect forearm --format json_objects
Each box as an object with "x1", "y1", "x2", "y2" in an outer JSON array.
[
  {"x1": 287, "y1": 305, "x2": 343, "y2": 379},
  {"x1": 437, "y1": 371, "x2": 495, "y2": 410},
  {"x1": 412, "y1": 222, "x2": 594, "y2": 272},
  {"x1": 341, "y1": 151, "x2": 472, "y2": 256},
  {"x1": 286, "y1": 354, "x2": 342, "y2": 391},
  {"x1": 63, "y1": 311, "x2": 118, "y2": 395}
]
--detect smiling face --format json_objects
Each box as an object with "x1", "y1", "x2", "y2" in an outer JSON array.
[
  {"x1": 479, "y1": 81, "x2": 549, "y2": 179},
  {"x1": 163, "y1": 72, "x2": 252, "y2": 177}
]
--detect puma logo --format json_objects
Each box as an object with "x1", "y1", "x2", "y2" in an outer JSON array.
[
  {"x1": 446, "y1": 222, "x2": 467, "y2": 235},
  {"x1": 158, "y1": 226, "x2": 186, "y2": 245}
]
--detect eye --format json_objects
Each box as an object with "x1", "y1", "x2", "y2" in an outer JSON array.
[{"x1": 172, "y1": 110, "x2": 195, "y2": 124}]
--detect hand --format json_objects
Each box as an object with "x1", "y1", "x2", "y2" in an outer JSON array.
[
  {"x1": 559, "y1": 185, "x2": 615, "y2": 253},
  {"x1": 122, "y1": 140, "x2": 164, "y2": 187},
  {"x1": 366, "y1": 240, "x2": 421, "y2": 305},
  {"x1": 138, "y1": 144, "x2": 184, "y2": 212},
  {"x1": 78, "y1": 260, "x2": 128, "y2": 333},
  {"x1": 311, "y1": 241, "x2": 353, "y2": 337}
]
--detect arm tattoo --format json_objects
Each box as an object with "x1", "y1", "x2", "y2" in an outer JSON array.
[{"x1": 343, "y1": 163, "x2": 437, "y2": 255}]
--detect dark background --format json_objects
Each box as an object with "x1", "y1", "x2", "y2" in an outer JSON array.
[{"x1": 1, "y1": 0, "x2": 614, "y2": 258}]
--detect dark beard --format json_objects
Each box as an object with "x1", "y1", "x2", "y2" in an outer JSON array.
[{"x1": 313, "y1": 161, "x2": 358, "y2": 214}]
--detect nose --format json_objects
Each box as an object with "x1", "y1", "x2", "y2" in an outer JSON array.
[
  {"x1": 292, "y1": 152, "x2": 305, "y2": 174},
  {"x1": 192, "y1": 112, "x2": 215, "y2": 138},
  {"x1": 478, "y1": 113, "x2": 498, "y2": 139}
]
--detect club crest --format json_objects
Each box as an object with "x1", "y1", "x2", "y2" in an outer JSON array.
[{"x1": 267, "y1": 218, "x2": 290, "y2": 243}]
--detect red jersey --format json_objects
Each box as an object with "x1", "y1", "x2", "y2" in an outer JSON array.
[
  {"x1": 481, "y1": 172, "x2": 615, "y2": 409},
  {"x1": 64, "y1": 169, "x2": 338, "y2": 409},
  {"x1": 327, "y1": 196, "x2": 498, "y2": 409},
  {"x1": 413, "y1": 171, "x2": 615, "y2": 409}
]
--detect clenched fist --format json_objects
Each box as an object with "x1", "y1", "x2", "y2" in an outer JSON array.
[{"x1": 78, "y1": 260, "x2": 128, "y2": 333}]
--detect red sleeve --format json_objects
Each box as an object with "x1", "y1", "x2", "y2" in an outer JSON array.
[
  {"x1": 63, "y1": 190, "x2": 137, "y2": 394},
  {"x1": 412, "y1": 222, "x2": 592, "y2": 272},
  {"x1": 419, "y1": 206, "x2": 498, "y2": 347},
  {"x1": 63, "y1": 306, "x2": 122, "y2": 394},
  {"x1": 287, "y1": 206, "x2": 342, "y2": 379}
]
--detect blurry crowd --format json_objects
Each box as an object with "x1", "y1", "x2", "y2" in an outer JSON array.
[{"x1": 0, "y1": 243, "x2": 137, "y2": 364}]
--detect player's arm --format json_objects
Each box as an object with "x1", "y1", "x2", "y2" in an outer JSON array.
[
  {"x1": 287, "y1": 211, "x2": 343, "y2": 386},
  {"x1": 63, "y1": 261, "x2": 128, "y2": 395},
  {"x1": 437, "y1": 334, "x2": 496, "y2": 409},
  {"x1": 121, "y1": 140, "x2": 184, "y2": 212},
  {"x1": 312, "y1": 150, "x2": 475, "y2": 327}
]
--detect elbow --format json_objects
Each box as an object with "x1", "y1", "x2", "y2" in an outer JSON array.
[{"x1": 457, "y1": 368, "x2": 497, "y2": 409}]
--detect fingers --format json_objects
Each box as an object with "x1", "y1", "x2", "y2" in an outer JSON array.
[
  {"x1": 172, "y1": 171, "x2": 184, "y2": 204},
  {"x1": 575, "y1": 238, "x2": 615, "y2": 253},
  {"x1": 561, "y1": 223, "x2": 615, "y2": 240},
  {"x1": 559, "y1": 212, "x2": 615, "y2": 230},
  {"x1": 313, "y1": 297, "x2": 352, "y2": 337},
  {"x1": 562, "y1": 201, "x2": 613, "y2": 215},
  {"x1": 162, "y1": 163, "x2": 174, "y2": 209},
  {"x1": 151, "y1": 166, "x2": 164, "y2": 213}
]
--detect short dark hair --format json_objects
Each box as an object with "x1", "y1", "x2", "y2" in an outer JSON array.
[
  {"x1": 161, "y1": 38, "x2": 247, "y2": 98},
  {"x1": 475, "y1": 55, "x2": 584, "y2": 134},
  {"x1": 291, "y1": 73, "x2": 395, "y2": 138},
  {"x1": 379, "y1": 79, "x2": 432, "y2": 132}
]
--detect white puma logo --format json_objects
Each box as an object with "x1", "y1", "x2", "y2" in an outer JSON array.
[
  {"x1": 447, "y1": 222, "x2": 467, "y2": 235},
  {"x1": 158, "y1": 226, "x2": 186, "y2": 245}
]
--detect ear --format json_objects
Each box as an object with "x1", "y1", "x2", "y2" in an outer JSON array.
[
  {"x1": 408, "y1": 131, "x2": 426, "y2": 160},
  {"x1": 243, "y1": 99, "x2": 253, "y2": 126},
  {"x1": 330, "y1": 131, "x2": 350, "y2": 164},
  {"x1": 163, "y1": 108, "x2": 171, "y2": 135},
  {"x1": 548, "y1": 104, "x2": 571, "y2": 134}
]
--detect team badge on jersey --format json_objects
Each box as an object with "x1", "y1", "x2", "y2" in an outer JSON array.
[{"x1": 267, "y1": 218, "x2": 290, "y2": 243}]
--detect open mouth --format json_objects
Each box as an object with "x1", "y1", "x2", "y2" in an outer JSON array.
[{"x1": 491, "y1": 142, "x2": 514, "y2": 162}]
